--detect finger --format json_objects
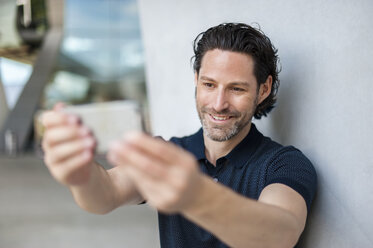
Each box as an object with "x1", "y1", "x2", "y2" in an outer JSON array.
[
  {"x1": 107, "y1": 149, "x2": 158, "y2": 199},
  {"x1": 108, "y1": 141, "x2": 167, "y2": 179},
  {"x1": 52, "y1": 149, "x2": 93, "y2": 185},
  {"x1": 43, "y1": 125, "x2": 91, "y2": 148},
  {"x1": 123, "y1": 132, "x2": 189, "y2": 164},
  {"x1": 53, "y1": 102, "x2": 66, "y2": 111},
  {"x1": 109, "y1": 142, "x2": 164, "y2": 177},
  {"x1": 46, "y1": 136, "x2": 96, "y2": 165},
  {"x1": 123, "y1": 164, "x2": 167, "y2": 201},
  {"x1": 42, "y1": 111, "x2": 80, "y2": 128},
  {"x1": 124, "y1": 164, "x2": 185, "y2": 213}
]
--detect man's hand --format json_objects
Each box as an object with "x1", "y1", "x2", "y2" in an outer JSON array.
[
  {"x1": 106, "y1": 132, "x2": 306, "y2": 248},
  {"x1": 42, "y1": 104, "x2": 96, "y2": 186},
  {"x1": 107, "y1": 132, "x2": 202, "y2": 214}
]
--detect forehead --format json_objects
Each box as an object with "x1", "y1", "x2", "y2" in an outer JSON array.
[{"x1": 199, "y1": 49, "x2": 256, "y2": 82}]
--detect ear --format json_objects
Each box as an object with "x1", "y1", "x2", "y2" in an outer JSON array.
[
  {"x1": 194, "y1": 73, "x2": 198, "y2": 86},
  {"x1": 258, "y1": 75, "x2": 272, "y2": 104}
]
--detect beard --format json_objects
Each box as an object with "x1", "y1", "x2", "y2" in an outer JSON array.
[{"x1": 196, "y1": 99, "x2": 257, "y2": 142}]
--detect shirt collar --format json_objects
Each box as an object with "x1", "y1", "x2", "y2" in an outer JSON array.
[
  {"x1": 186, "y1": 128, "x2": 206, "y2": 160},
  {"x1": 225, "y1": 123, "x2": 263, "y2": 168},
  {"x1": 186, "y1": 123, "x2": 263, "y2": 168}
]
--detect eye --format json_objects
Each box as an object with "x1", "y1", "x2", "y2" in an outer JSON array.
[
  {"x1": 232, "y1": 87, "x2": 245, "y2": 92},
  {"x1": 203, "y1": 82, "x2": 214, "y2": 88}
]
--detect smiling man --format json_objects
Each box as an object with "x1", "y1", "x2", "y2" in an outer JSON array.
[{"x1": 42, "y1": 23, "x2": 317, "y2": 248}]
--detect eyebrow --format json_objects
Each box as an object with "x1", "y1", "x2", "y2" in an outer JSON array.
[{"x1": 199, "y1": 76, "x2": 251, "y2": 87}]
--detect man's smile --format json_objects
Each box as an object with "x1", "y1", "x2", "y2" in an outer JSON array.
[{"x1": 209, "y1": 114, "x2": 233, "y2": 122}]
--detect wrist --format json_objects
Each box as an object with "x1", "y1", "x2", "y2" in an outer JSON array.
[{"x1": 68, "y1": 160, "x2": 97, "y2": 188}]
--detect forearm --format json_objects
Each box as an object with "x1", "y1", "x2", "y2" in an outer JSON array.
[
  {"x1": 182, "y1": 175, "x2": 301, "y2": 248},
  {"x1": 69, "y1": 162, "x2": 142, "y2": 214},
  {"x1": 69, "y1": 162, "x2": 118, "y2": 214}
]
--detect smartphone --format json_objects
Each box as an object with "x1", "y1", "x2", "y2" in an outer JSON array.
[{"x1": 64, "y1": 100, "x2": 146, "y2": 154}]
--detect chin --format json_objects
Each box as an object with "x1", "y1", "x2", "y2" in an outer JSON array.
[{"x1": 204, "y1": 126, "x2": 239, "y2": 142}]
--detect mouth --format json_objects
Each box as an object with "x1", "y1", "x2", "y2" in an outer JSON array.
[{"x1": 209, "y1": 114, "x2": 233, "y2": 122}]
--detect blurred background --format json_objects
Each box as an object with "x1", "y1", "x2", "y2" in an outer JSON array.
[
  {"x1": 0, "y1": 0, "x2": 148, "y2": 155},
  {"x1": 0, "y1": 0, "x2": 158, "y2": 247},
  {"x1": 1, "y1": 0, "x2": 373, "y2": 248}
]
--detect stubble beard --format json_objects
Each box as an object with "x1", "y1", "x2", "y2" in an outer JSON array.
[
  {"x1": 196, "y1": 101, "x2": 257, "y2": 142},
  {"x1": 201, "y1": 116, "x2": 240, "y2": 141}
]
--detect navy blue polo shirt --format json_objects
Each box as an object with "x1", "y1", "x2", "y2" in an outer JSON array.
[{"x1": 158, "y1": 124, "x2": 317, "y2": 248}]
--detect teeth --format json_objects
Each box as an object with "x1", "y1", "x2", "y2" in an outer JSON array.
[{"x1": 212, "y1": 115, "x2": 229, "y2": 120}]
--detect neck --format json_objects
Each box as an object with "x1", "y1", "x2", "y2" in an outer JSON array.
[{"x1": 204, "y1": 122, "x2": 252, "y2": 166}]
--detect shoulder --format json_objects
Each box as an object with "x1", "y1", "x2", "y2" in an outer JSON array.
[
  {"x1": 255, "y1": 135, "x2": 315, "y2": 173},
  {"x1": 265, "y1": 145, "x2": 316, "y2": 178},
  {"x1": 169, "y1": 128, "x2": 204, "y2": 150},
  {"x1": 169, "y1": 135, "x2": 190, "y2": 147},
  {"x1": 250, "y1": 130, "x2": 317, "y2": 211},
  {"x1": 168, "y1": 129, "x2": 205, "y2": 160},
  {"x1": 262, "y1": 144, "x2": 318, "y2": 211}
]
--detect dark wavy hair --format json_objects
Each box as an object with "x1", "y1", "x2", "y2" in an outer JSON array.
[{"x1": 192, "y1": 23, "x2": 280, "y2": 119}]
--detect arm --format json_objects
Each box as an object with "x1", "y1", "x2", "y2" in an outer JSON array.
[
  {"x1": 182, "y1": 178, "x2": 306, "y2": 248},
  {"x1": 42, "y1": 105, "x2": 143, "y2": 214},
  {"x1": 108, "y1": 132, "x2": 307, "y2": 248},
  {"x1": 69, "y1": 163, "x2": 144, "y2": 214}
]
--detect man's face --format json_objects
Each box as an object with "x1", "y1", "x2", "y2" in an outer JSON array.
[{"x1": 195, "y1": 49, "x2": 260, "y2": 142}]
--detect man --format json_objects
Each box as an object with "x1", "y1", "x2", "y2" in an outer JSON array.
[{"x1": 42, "y1": 23, "x2": 317, "y2": 248}]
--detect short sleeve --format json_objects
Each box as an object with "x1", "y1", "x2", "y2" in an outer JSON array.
[{"x1": 265, "y1": 147, "x2": 317, "y2": 211}]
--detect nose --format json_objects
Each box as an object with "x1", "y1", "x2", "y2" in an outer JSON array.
[{"x1": 213, "y1": 89, "x2": 229, "y2": 112}]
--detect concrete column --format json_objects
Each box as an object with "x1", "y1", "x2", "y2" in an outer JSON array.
[{"x1": 0, "y1": 66, "x2": 8, "y2": 130}]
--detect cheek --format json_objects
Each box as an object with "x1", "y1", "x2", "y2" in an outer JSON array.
[
  {"x1": 196, "y1": 88, "x2": 212, "y2": 106},
  {"x1": 233, "y1": 95, "x2": 256, "y2": 112}
]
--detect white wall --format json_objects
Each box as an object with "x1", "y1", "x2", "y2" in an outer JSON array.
[{"x1": 138, "y1": 0, "x2": 373, "y2": 247}]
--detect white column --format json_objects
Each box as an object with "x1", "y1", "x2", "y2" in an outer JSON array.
[{"x1": 0, "y1": 59, "x2": 9, "y2": 130}]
